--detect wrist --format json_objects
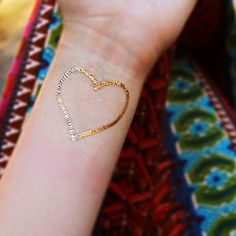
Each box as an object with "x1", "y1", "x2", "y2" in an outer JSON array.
[{"x1": 59, "y1": 23, "x2": 154, "y2": 81}]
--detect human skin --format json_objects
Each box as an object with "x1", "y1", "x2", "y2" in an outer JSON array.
[{"x1": 0, "y1": 1, "x2": 196, "y2": 235}]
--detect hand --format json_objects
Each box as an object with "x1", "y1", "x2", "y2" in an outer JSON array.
[{"x1": 58, "y1": 0, "x2": 196, "y2": 76}]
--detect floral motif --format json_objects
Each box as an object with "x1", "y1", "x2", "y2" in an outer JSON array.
[
  {"x1": 189, "y1": 120, "x2": 210, "y2": 135},
  {"x1": 206, "y1": 170, "x2": 228, "y2": 188},
  {"x1": 173, "y1": 77, "x2": 191, "y2": 90}
]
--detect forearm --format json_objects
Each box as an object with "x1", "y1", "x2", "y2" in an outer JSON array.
[
  {"x1": 0, "y1": 0, "x2": 196, "y2": 234},
  {"x1": 0, "y1": 28, "x2": 148, "y2": 235}
]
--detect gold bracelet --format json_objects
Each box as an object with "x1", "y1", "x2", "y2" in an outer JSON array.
[{"x1": 56, "y1": 66, "x2": 130, "y2": 141}]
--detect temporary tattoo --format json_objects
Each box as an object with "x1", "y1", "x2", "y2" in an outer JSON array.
[{"x1": 56, "y1": 66, "x2": 130, "y2": 141}]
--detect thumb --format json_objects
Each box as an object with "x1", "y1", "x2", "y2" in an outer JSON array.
[{"x1": 153, "y1": 0, "x2": 197, "y2": 52}]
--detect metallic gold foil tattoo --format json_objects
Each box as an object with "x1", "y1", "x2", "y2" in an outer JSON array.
[{"x1": 56, "y1": 66, "x2": 130, "y2": 141}]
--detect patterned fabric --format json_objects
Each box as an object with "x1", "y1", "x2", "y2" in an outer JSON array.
[
  {"x1": 26, "y1": 5, "x2": 62, "y2": 115},
  {"x1": 1, "y1": 0, "x2": 236, "y2": 235},
  {"x1": 94, "y1": 57, "x2": 199, "y2": 236},
  {"x1": 166, "y1": 56, "x2": 236, "y2": 235},
  {"x1": 0, "y1": 0, "x2": 60, "y2": 170}
]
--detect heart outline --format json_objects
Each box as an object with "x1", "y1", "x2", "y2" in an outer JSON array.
[{"x1": 56, "y1": 66, "x2": 130, "y2": 141}]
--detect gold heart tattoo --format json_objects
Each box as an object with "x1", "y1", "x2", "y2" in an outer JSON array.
[{"x1": 56, "y1": 66, "x2": 130, "y2": 141}]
